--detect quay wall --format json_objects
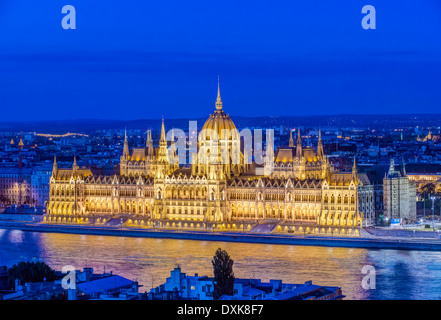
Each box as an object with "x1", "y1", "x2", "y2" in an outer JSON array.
[{"x1": 1, "y1": 221, "x2": 441, "y2": 251}]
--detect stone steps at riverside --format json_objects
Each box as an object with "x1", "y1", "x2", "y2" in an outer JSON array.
[
  {"x1": 105, "y1": 218, "x2": 128, "y2": 227},
  {"x1": 249, "y1": 219, "x2": 280, "y2": 233}
]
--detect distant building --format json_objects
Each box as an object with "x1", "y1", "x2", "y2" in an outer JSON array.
[
  {"x1": 31, "y1": 164, "x2": 53, "y2": 206},
  {"x1": 0, "y1": 167, "x2": 32, "y2": 205},
  {"x1": 0, "y1": 266, "x2": 140, "y2": 300},
  {"x1": 76, "y1": 274, "x2": 140, "y2": 300},
  {"x1": 406, "y1": 163, "x2": 441, "y2": 195},
  {"x1": 149, "y1": 266, "x2": 344, "y2": 300},
  {"x1": 0, "y1": 139, "x2": 32, "y2": 206},
  {"x1": 383, "y1": 159, "x2": 417, "y2": 224}
]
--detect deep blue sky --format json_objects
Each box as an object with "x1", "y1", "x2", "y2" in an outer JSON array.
[{"x1": 0, "y1": 0, "x2": 440, "y2": 121}]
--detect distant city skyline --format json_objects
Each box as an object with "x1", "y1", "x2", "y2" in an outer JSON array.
[{"x1": 0, "y1": 0, "x2": 440, "y2": 121}]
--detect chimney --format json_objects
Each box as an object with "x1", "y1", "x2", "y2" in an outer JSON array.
[{"x1": 15, "y1": 279, "x2": 21, "y2": 291}]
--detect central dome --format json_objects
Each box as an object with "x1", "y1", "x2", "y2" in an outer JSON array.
[{"x1": 201, "y1": 80, "x2": 239, "y2": 141}]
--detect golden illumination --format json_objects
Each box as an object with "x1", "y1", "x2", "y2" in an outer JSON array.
[{"x1": 46, "y1": 81, "x2": 375, "y2": 235}]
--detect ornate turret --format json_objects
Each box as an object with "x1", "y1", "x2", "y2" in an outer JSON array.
[
  {"x1": 122, "y1": 129, "x2": 130, "y2": 159},
  {"x1": 202, "y1": 77, "x2": 238, "y2": 141},
  {"x1": 52, "y1": 155, "x2": 58, "y2": 178},
  {"x1": 215, "y1": 76, "x2": 223, "y2": 111},
  {"x1": 72, "y1": 155, "x2": 79, "y2": 173},
  {"x1": 289, "y1": 129, "x2": 294, "y2": 148},
  {"x1": 146, "y1": 129, "x2": 154, "y2": 158},
  {"x1": 352, "y1": 157, "x2": 358, "y2": 182},
  {"x1": 157, "y1": 118, "x2": 168, "y2": 163},
  {"x1": 296, "y1": 129, "x2": 302, "y2": 158},
  {"x1": 317, "y1": 129, "x2": 324, "y2": 159}
]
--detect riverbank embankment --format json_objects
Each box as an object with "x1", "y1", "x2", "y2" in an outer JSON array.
[{"x1": 1, "y1": 220, "x2": 441, "y2": 251}]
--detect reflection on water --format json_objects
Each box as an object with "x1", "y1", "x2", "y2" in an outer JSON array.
[{"x1": 0, "y1": 229, "x2": 440, "y2": 299}]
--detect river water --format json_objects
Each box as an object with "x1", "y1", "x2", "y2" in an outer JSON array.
[{"x1": 1, "y1": 228, "x2": 441, "y2": 300}]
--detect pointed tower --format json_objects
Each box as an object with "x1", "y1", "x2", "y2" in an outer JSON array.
[
  {"x1": 296, "y1": 128, "x2": 303, "y2": 158},
  {"x1": 122, "y1": 129, "x2": 130, "y2": 159},
  {"x1": 157, "y1": 118, "x2": 168, "y2": 163},
  {"x1": 52, "y1": 155, "x2": 58, "y2": 179},
  {"x1": 352, "y1": 157, "x2": 358, "y2": 182},
  {"x1": 265, "y1": 130, "x2": 275, "y2": 176},
  {"x1": 120, "y1": 129, "x2": 130, "y2": 176},
  {"x1": 289, "y1": 129, "x2": 294, "y2": 148},
  {"x1": 317, "y1": 129, "x2": 324, "y2": 159},
  {"x1": 146, "y1": 129, "x2": 154, "y2": 158},
  {"x1": 72, "y1": 155, "x2": 79, "y2": 176},
  {"x1": 215, "y1": 75, "x2": 223, "y2": 111}
]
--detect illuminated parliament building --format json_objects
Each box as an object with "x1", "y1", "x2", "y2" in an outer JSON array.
[{"x1": 46, "y1": 82, "x2": 375, "y2": 236}]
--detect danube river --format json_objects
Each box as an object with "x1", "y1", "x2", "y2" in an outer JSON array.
[{"x1": 1, "y1": 228, "x2": 441, "y2": 300}]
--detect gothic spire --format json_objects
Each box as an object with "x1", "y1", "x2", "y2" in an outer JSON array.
[
  {"x1": 160, "y1": 117, "x2": 166, "y2": 145},
  {"x1": 215, "y1": 76, "x2": 223, "y2": 111},
  {"x1": 123, "y1": 128, "x2": 129, "y2": 158},
  {"x1": 53, "y1": 155, "x2": 58, "y2": 178},
  {"x1": 146, "y1": 128, "x2": 154, "y2": 158},
  {"x1": 317, "y1": 129, "x2": 324, "y2": 159},
  {"x1": 73, "y1": 155, "x2": 79, "y2": 173},
  {"x1": 158, "y1": 118, "x2": 168, "y2": 163},
  {"x1": 296, "y1": 128, "x2": 302, "y2": 158},
  {"x1": 289, "y1": 129, "x2": 294, "y2": 148},
  {"x1": 352, "y1": 157, "x2": 358, "y2": 182}
]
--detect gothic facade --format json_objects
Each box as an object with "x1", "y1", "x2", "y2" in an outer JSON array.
[{"x1": 46, "y1": 83, "x2": 375, "y2": 235}]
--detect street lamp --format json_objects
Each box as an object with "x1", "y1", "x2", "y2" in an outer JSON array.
[{"x1": 431, "y1": 195, "x2": 436, "y2": 231}]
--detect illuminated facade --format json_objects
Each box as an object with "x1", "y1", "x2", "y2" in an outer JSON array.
[
  {"x1": 46, "y1": 83, "x2": 375, "y2": 235},
  {"x1": 0, "y1": 138, "x2": 31, "y2": 205},
  {"x1": 383, "y1": 159, "x2": 417, "y2": 224}
]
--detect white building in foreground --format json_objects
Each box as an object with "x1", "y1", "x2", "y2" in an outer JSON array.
[{"x1": 149, "y1": 266, "x2": 344, "y2": 300}]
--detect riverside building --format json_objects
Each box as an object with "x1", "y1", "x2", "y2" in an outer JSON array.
[
  {"x1": 46, "y1": 82, "x2": 375, "y2": 236},
  {"x1": 383, "y1": 159, "x2": 417, "y2": 224}
]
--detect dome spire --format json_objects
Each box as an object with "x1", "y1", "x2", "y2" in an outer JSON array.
[{"x1": 215, "y1": 76, "x2": 223, "y2": 111}]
